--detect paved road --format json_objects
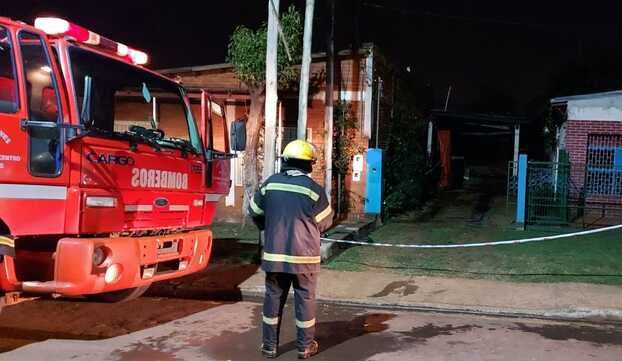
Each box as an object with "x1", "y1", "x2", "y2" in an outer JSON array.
[{"x1": 2, "y1": 299, "x2": 621, "y2": 361}]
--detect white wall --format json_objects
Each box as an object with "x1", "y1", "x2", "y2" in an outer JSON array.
[{"x1": 567, "y1": 95, "x2": 622, "y2": 121}]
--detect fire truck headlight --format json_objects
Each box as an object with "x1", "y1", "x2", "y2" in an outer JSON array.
[
  {"x1": 86, "y1": 196, "x2": 117, "y2": 208},
  {"x1": 104, "y1": 264, "x2": 122, "y2": 284},
  {"x1": 92, "y1": 246, "x2": 107, "y2": 266}
]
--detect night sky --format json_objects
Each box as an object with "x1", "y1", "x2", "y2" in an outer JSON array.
[{"x1": 4, "y1": 0, "x2": 622, "y2": 114}]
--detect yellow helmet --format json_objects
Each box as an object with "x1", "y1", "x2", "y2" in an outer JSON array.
[{"x1": 282, "y1": 139, "x2": 316, "y2": 161}]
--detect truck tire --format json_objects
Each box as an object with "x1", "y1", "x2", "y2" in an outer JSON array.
[{"x1": 88, "y1": 284, "x2": 151, "y2": 303}]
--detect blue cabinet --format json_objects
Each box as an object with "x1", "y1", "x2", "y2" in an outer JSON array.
[{"x1": 365, "y1": 148, "x2": 383, "y2": 214}]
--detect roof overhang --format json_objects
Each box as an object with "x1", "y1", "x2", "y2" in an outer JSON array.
[
  {"x1": 430, "y1": 110, "x2": 529, "y2": 130},
  {"x1": 550, "y1": 90, "x2": 622, "y2": 122}
]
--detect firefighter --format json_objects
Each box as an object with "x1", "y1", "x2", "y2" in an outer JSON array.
[{"x1": 248, "y1": 139, "x2": 333, "y2": 359}]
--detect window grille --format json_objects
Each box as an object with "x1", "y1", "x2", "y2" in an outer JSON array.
[{"x1": 585, "y1": 134, "x2": 622, "y2": 196}]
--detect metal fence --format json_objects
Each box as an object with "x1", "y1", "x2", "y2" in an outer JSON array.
[
  {"x1": 507, "y1": 157, "x2": 622, "y2": 227},
  {"x1": 525, "y1": 161, "x2": 571, "y2": 225},
  {"x1": 506, "y1": 161, "x2": 518, "y2": 204}
]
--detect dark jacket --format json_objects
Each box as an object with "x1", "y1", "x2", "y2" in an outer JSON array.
[{"x1": 249, "y1": 168, "x2": 333, "y2": 274}]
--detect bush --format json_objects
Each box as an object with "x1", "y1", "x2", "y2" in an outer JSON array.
[{"x1": 383, "y1": 85, "x2": 428, "y2": 217}]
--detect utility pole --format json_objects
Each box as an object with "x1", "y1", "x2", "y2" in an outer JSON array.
[
  {"x1": 264, "y1": 0, "x2": 279, "y2": 179},
  {"x1": 324, "y1": 0, "x2": 335, "y2": 200},
  {"x1": 297, "y1": 0, "x2": 315, "y2": 140}
]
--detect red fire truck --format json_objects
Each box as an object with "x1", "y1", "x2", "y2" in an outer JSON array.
[{"x1": 0, "y1": 17, "x2": 244, "y2": 308}]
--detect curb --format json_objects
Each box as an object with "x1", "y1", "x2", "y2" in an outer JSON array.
[
  {"x1": 320, "y1": 219, "x2": 377, "y2": 262},
  {"x1": 239, "y1": 286, "x2": 622, "y2": 326}
]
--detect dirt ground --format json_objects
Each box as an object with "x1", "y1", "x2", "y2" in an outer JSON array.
[
  {"x1": 0, "y1": 240, "x2": 261, "y2": 353},
  {"x1": 4, "y1": 301, "x2": 622, "y2": 361}
]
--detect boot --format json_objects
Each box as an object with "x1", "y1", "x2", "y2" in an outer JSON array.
[
  {"x1": 260, "y1": 343, "x2": 278, "y2": 359},
  {"x1": 297, "y1": 340, "x2": 319, "y2": 359}
]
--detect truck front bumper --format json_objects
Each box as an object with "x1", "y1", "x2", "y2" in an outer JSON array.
[{"x1": 20, "y1": 229, "x2": 212, "y2": 296}]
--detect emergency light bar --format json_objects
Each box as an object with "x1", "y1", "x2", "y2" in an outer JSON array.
[{"x1": 34, "y1": 17, "x2": 149, "y2": 65}]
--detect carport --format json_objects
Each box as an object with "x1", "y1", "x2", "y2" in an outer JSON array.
[{"x1": 427, "y1": 111, "x2": 529, "y2": 188}]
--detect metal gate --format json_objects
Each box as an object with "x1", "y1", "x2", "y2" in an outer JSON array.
[{"x1": 526, "y1": 160, "x2": 571, "y2": 225}]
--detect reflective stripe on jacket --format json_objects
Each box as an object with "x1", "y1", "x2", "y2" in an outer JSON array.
[
  {"x1": 249, "y1": 168, "x2": 333, "y2": 274},
  {"x1": 0, "y1": 236, "x2": 15, "y2": 257}
]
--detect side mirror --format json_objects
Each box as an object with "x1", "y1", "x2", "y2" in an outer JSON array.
[{"x1": 230, "y1": 119, "x2": 246, "y2": 151}]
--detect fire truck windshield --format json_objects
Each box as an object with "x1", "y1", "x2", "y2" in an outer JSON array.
[{"x1": 68, "y1": 46, "x2": 202, "y2": 153}]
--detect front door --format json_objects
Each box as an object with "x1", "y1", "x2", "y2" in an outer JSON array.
[{"x1": 0, "y1": 23, "x2": 69, "y2": 236}]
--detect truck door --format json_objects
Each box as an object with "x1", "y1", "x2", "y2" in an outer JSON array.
[
  {"x1": 201, "y1": 91, "x2": 230, "y2": 195},
  {"x1": 0, "y1": 24, "x2": 69, "y2": 236}
]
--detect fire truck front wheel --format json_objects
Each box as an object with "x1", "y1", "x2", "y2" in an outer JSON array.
[{"x1": 87, "y1": 284, "x2": 151, "y2": 303}]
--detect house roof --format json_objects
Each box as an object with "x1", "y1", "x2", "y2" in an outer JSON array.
[
  {"x1": 551, "y1": 90, "x2": 622, "y2": 104},
  {"x1": 158, "y1": 43, "x2": 375, "y2": 75}
]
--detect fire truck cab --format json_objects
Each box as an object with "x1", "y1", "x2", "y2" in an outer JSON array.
[{"x1": 0, "y1": 17, "x2": 244, "y2": 306}]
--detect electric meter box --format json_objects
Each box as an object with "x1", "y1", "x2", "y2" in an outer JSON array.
[
  {"x1": 352, "y1": 154, "x2": 364, "y2": 182},
  {"x1": 364, "y1": 148, "x2": 383, "y2": 214}
]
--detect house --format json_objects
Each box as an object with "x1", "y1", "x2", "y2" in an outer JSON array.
[
  {"x1": 159, "y1": 44, "x2": 394, "y2": 222},
  {"x1": 551, "y1": 91, "x2": 622, "y2": 206}
]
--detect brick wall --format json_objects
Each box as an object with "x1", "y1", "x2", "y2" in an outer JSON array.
[
  {"x1": 564, "y1": 120, "x2": 622, "y2": 194},
  {"x1": 163, "y1": 51, "x2": 386, "y2": 222}
]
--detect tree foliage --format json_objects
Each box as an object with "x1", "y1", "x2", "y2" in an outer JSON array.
[
  {"x1": 383, "y1": 74, "x2": 429, "y2": 217},
  {"x1": 226, "y1": 5, "x2": 302, "y2": 219},
  {"x1": 227, "y1": 5, "x2": 302, "y2": 88},
  {"x1": 333, "y1": 101, "x2": 363, "y2": 176}
]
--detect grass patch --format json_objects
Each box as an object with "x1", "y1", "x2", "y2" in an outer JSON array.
[
  {"x1": 211, "y1": 222, "x2": 259, "y2": 241},
  {"x1": 325, "y1": 222, "x2": 622, "y2": 285},
  {"x1": 210, "y1": 222, "x2": 261, "y2": 264}
]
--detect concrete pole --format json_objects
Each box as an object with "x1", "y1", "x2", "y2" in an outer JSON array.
[
  {"x1": 324, "y1": 0, "x2": 334, "y2": 200},
  {"x1": 297, "y1": 0, "x2": 315, "y2": 140},
  {"x1": 513, "y1": 124, "x2": 520, "y2": 176},
  {"x1": 276, "y1": 101, "x2": 284, "y2": 172},
  {"x1": 427, "y1": 120, "x2": 433, "y2": 159},
  {"x1": 264, "y1": 0, "x2": 279, "y2": 179}
]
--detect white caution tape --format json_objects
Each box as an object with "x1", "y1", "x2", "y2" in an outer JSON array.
[{"x1": 320, "y1": 224, "x2": 622, "y2": 249}]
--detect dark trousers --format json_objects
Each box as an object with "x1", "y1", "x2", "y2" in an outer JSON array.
[{"x1": 262, "y1": 272, "x2": 317, "y2": 350}]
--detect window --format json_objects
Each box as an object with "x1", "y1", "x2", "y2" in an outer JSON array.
[
  {"x1": 19, "y1": 32, "x2": 60, "y2": 123},
  {"x1": 68, "y1": 46, "x2": 202, "y2": 153},
  {"x1": 0, "y1": 26, "x2": 18, "y2": 113},
  {"x1": 210, "y1": 102, "x2": 228, "y2": 152},
  {"x1": 19, "y1": 31, "x2": 62, "y2": 177},
  {"x1": 585, "y1": 134, "x2": 622, "y2": 196}
]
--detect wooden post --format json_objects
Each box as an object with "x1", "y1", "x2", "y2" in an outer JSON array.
[
  {"x1": 264, "y1": 0, "x2": 279, "y2": 179},
  {"x1": 297, "y1": 0, "x2": 315, "y2": 140}
]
